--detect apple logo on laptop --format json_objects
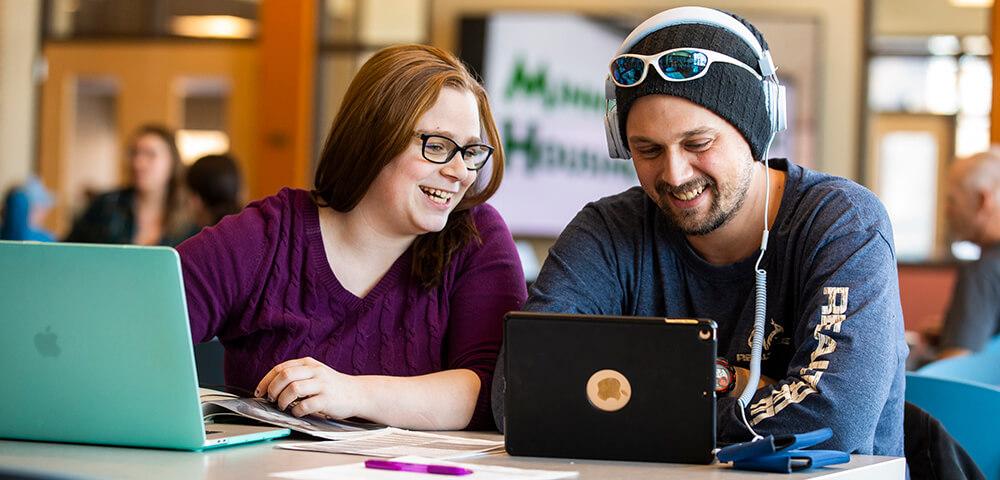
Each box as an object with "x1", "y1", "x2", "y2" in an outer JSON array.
[
  {"x1": 586, "y1": 369, "x2": 631, "y2": 412},
  {"x1": 34, "y1": 326, "x2": 61, "y2": 357}
]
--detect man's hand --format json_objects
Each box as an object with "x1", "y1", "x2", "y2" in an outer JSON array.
[{"x1": 730, "y1": 366, "x2": 778, "y2": 397}]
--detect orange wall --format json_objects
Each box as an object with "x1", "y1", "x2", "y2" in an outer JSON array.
[
  {"x1": 253, "y1": 0, "x2": 317, "y2": 197},
  {"x1": 897, "y1": 263, "x2": 958, "y2": 334},
  {"x1": 993, "y1": 4, "x2": 1000, "y2": 144}
]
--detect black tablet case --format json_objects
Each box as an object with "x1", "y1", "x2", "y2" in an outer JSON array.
[{"x1": 504, "y1": 312, "x2": 717, "y2": 464}]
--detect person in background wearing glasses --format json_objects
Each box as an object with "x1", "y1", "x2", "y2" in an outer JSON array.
[
  {"x1": 492, "y1": 7, "x2": 906, "y2": 456},
  {"x1": 65, "y1": 124, "x2": 195, "y2": 246},
  {"x1": 177, "y1": 44, "x2": 527, "y2": 430}
]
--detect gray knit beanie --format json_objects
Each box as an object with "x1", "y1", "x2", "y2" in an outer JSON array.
[{"x1": 615, "y1": 13, "x2": 773, "y2": 161}]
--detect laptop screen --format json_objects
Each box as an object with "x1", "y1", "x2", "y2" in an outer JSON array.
[{"x1": 0, "y1": 241, "x2": 213, "y2": 449}]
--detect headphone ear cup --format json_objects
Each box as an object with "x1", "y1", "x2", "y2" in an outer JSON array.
[
  {"x1": 774, "y1": 83, "x2": 787, "y2": 133},
  {"x1": 604, "y1": 76, "x2": 631, "y2": 159},
  {"x1": 763, "y1": 79, "x2": 787, "y2": 135},
  {"x1": 604, "y1": 109, "x2": 631, "y2": 160}
]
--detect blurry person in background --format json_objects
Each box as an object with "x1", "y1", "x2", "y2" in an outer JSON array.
[
  {"x1": 65, "y1": 124, "x2": 194, "y2": 246},
  {"x1": 186, "y1": 153, "x2": 245, "y2": 228},
  {"x1": 0, "y1": 176, "x2": 56, "y2": 242},
  {"x1": 936, "y1": 146, "x2": 1000, "y2": 360}
]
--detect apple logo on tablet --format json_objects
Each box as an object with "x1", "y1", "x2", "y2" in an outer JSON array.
[
  {"x1": 34, "y1": 326, "x2": 61, "y2": 357},
  {"x1": 598, "y1": 378, "x2": 623, "y2": 400},
  {"x1": 586, "y1": 369, "x2": 631, "y2": 412}
]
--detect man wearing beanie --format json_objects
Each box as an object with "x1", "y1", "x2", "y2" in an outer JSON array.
[{"x1": 493, "y1": 7, "x2": 906, "y2": 458}]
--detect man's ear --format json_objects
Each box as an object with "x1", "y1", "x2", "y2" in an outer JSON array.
[{"x1": 978, "y1": 188, "x2": 994, "y2": 212}]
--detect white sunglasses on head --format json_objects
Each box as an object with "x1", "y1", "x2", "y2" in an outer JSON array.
[{"x1": 609, "y1": 47, "x2": 762, "y2": 88}]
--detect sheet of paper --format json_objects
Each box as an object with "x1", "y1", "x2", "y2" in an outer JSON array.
[
  {"x1": 277, "y1": 428, "x2": 505, "y2": 459},
  {"x1": 199, "y1": 389, "x2": 383, "y2": 440},
  {"x1": 269, "y1": 455, "x2": 579, "y2": 479}
]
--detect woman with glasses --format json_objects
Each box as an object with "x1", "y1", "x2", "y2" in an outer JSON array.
[
  {"x1": 177, "y1": 44, "x2": 526, "y2": 430},
  {"x1": 66, "y1": 125, "x2": 194, "y2": 246}
]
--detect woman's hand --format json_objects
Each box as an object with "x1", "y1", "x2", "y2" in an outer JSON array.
[
  {"x1": 256, "y1": 358, "x2": 480, "y2": 429},
  {"x1": 255, "y1": 357, "x2": 362, "y2": 420}
]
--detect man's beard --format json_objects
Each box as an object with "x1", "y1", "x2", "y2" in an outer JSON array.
[{"x1": 654, "y1": 163, "x2": 755, "y2": 236}]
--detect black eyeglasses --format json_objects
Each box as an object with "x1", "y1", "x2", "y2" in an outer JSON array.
[{"x1": 417, "y1": 133, "x2": 494, "y2": 171}]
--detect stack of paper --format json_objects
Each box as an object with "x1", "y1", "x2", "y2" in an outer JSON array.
[
  {"x1": 200, "y1": 389, "x2": 382, "y2": 440},
  {"x1": 270, "y1": 456, "x2": 579, "y2": 479},
  {"x1": 277, "y1": 428, "x2": 505, "y2": 459}
]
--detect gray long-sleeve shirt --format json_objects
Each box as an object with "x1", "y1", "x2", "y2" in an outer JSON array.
[
  {"x1": 493, "y1": 159, "x2": 906, "y2": 456},
  {"x1": 940, "y1": 243, "x2": 1000, "y2": 352}
]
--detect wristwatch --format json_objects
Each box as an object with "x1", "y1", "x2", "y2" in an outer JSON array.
[{"x1": 715, "y1": 357, "x2": 736, "y2": 396}]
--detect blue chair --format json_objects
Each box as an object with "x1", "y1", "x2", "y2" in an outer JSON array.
[
  {"x1": 906, "y1": 372, "x2": 1000, "y2": 480},
  {"x1": 193, "y1": 337, "x2": 226, "y2": 388},
  {"x1": 983, "y1": 335, "x2": 1000, "y2": 354},
  {"x1": 918, "y1": 350, "x2": 1000, "y2": 386}
]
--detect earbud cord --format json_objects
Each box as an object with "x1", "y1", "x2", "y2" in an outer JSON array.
[{"x1": 736, "y1": 139, "x2": 773, "y2": 441}]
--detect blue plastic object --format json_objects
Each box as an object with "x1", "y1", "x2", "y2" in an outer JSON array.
[
  {"x1": 984, "y1": 335, "x2": 1000, "y2": 354},
  {"x1": 919, "y1": 350, "x2": 1000, "y2": 387},
  {"x1": 716, "y1": 428, "x2": 850, "y2": 473},
  {"x1": 906, "y1": 372, "x2": 1000, "y2": 480},
  {"x1": 733, "y1": 449, "x2": 850, "y2": 473}
]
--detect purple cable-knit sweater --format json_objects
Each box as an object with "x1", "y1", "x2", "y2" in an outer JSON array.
[{"x1": 177, "y1": 188, "x2": 527, "y2": 429}]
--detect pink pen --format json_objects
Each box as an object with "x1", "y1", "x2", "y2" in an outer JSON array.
[{"x1": 364, "y1": 459, "x2": 473, "y2": 476}]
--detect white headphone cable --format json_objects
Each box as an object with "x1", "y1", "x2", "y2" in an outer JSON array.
[{"x1": 736, "y1": 138, "x2": 774, "y2": 441}]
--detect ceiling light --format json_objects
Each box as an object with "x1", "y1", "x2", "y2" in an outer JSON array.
[
  {"x1": 949, "y1": 0, "x2": 992, "y2": 7},
  {"x1": 170, "y1": 15, "x2": 256, "y2": 39}
]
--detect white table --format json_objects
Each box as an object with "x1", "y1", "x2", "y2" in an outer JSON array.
[{"x1": 0, "y1": 433, "x2": 905, "y2": 480}]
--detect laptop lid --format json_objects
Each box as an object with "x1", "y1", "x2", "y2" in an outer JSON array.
[
  {"x1": 0, "y1": 241, "x2": 288, "y2": 450},
  {"x1": 503, "y1": 311, "x2": 717, "y2": 464}
]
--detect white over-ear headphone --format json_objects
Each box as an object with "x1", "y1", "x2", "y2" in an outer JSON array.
[{"x1": 604, "y1": 6, "x2": 787, "y2": 159}]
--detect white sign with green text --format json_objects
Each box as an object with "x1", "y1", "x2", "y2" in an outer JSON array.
[{"x1": 483, "y1": 13, "x2": 639, "y2": 237}]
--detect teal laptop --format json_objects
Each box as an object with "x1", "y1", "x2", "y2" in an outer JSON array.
[{"x1": 0, "y1": 241, "x2": 290, "y2": 450}]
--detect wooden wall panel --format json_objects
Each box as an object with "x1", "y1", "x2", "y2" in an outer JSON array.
[
  {"x1": 38, "y1": 42, "x2": 257, "y2": 236},
  {"x1": 254, "y1": 0, "x2": 318, "y2": 198}
]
